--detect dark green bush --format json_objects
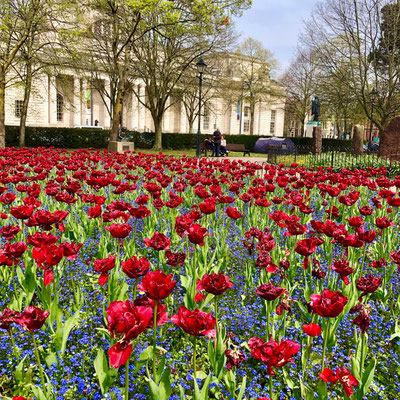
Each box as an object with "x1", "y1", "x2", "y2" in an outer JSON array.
[
  {"x1": 5, "y1": 126, "x2": 353, "y2": 152},
  {"x1": 5, "y1": 126, "x2": 109, "y2": 149}
]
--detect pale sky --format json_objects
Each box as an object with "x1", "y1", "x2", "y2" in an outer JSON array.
[{"x1": 234, "y1": 0, "x2": 318, "y2": 73}]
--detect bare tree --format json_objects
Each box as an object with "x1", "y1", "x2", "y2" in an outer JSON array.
[
  {"x1": 129, "y1": 0, "x2": 250, "y2": 150},
  {"x1": 66, "y1": 0, "x2": 162, "y2": 142},
  {"x1": 0, "y1": 0, "x2": 45, "y2": 147},
  {"x1": 303, "y1": 0, "x2": 400, "y2": 147},
  {"x1": 234, "y1": 38, "x2": 279, "y2": 135},
  {"x1": 178, "y1": 52, "x2": 233, "y2": 134},
  {"x1": 281, "y1": 48, "x2": 317, "y2": 137}
]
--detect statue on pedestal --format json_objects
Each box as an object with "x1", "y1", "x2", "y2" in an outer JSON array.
[{"x1": 311, "y1": 96, "x2": 320, "y2": 122}]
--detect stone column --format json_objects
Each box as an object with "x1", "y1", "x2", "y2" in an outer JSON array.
[
  {"x1": 352, "y1": 125, "x2": 364, "y2": 155},
  {"x1": 312, "y1": 126, "x2": 322, "y2": 154},
  {"x1": 47, "y1": 75, "x2": 58, "y2": 125},
  {"x1": 72, "y1": 77, "x2": 82, "y2": 126}
]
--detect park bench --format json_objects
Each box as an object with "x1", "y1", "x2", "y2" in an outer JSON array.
[
  {"x1": 201, "y1": 142, "x2": 251, "y2": 157},
  {"x1": 226, "y1": 143, "x2": 251, "y2": 156}
]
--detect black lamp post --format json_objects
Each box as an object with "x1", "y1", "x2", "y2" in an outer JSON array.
[
  {"x1": 196, "y1": 58, "x2": 207, "y2": 158},
  {"x1": 369, "y1": 88, "x2": 378, "y2": 143}
]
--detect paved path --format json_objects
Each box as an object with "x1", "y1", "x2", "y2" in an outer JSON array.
[{"x1": 203, "y1": 156, "x2": 269, "y2": 164}]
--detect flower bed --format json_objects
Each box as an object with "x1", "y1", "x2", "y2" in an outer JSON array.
[{"x1": 0, "y1": 147, "x2": 399, "y2": 400}]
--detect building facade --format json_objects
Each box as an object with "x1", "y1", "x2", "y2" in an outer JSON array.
[{"x1": 4, "y1": 69, "x2": 285, "y2": 138}]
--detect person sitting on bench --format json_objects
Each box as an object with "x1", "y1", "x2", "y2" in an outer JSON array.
[
  {"x1": 220, "y1": 135, "x2": 229, "y2": 156},
  {"x1": 205, "y1": 137, "x2": 214, "y2": 153}
]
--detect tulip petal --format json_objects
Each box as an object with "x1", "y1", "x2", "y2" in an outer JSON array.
[{"x1": 108, "y1": 341, "x2": 133, "y2": 369}]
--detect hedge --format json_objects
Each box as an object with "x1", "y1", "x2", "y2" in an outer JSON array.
[
  {"x1": 6, "y1": 126, "x2": 109, "y2": 149},
  {"x1": 5, "y1": 126, "x2": 353, "y2": 152}
]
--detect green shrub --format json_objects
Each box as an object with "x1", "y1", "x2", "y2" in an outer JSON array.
[
  {"x1": 5, "y1": 126, "x2": 110, "y2": 149},
  {"x1": 5, "y1": 126, "x2": 353, "y2": 152}
]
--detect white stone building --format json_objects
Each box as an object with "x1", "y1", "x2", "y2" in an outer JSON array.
[{"x1": 4, "y1": 67, "x2": 285, "y2": 137}]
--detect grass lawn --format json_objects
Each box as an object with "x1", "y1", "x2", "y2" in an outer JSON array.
[{"x1": 134, "y1": 148, "x2": 268, "y2": 158}]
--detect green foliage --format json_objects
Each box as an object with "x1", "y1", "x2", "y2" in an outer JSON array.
[
  {"x1": 5, "y1": 126, "x2": 109, "y2": 149},
  {"x1": 5, "y1": 125, "x2": 354, "y2": 152}
]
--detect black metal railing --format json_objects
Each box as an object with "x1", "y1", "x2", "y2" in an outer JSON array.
[{"x1": 265, "y1": 146, "x2": 400, "y2": 176}]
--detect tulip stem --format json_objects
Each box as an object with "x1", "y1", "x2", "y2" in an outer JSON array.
[
  {"x1": 321, "y1": 319, "x2": 330, "y2": 372},
  {"x1": 193, "y1": 336, "x2": 197, "y2": 398},
  {"x1": 360, "y1": 332, "x2": 366, "y2": 378},
  {"x1": 192, "y1": 247, "x2": 197, "y2": 306},
  {"x1": 269, "y1": 374, "x2": 273, "y2": 399},
  {"x1": 133, "y1": 219, "x2": 138, "y2": 251},
  {"x1": 125, "y1": 358, "x2": 130, "y2": 399},
  {"x1": 9, "y1": 328, "x2": 16, "y2": 358},
  {"x1": 214, "y1": 297, "x2": 218, "y2": 353},
  {"x1": 132, "y1": 279, "x2": 137, "y2": 301},
  {"x1": 152, "y1": 301, "x2": 158, "y2": 382},
  {"x1": 32, "y1": 332, "x2": 46, "y2": 392},
  {"x1": 266, "y1": 301, "x2": 270, "y2": 340}
]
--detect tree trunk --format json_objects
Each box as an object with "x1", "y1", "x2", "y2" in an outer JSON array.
[
  {"x1": 153, "y1": 118, "x2": 163, "y2": 151},
  {"x1": 188, "y1": 119, "x2": 194, "y2": 135},
  {"x1": 0, "y1": 69, "x2": 6, "y2": 148},
  {"x1": 249, "y1": 96, "x2": 255, "y2": 135},
  {"x1": 110, "y1": 88, "x2": 123, "y2": 142},
  {"x1": 19, "y1": 62, "x2": 32, "y2": 147}
]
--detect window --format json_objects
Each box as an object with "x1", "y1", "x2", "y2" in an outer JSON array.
[
  {"x1": 203, "y1": 105, "x2": 209, "y2": 130},
  {"x1": 243, "y1": 120, "x2": 250, "y2": 132},
  {"x1": 15, "y1": 100, "x2": 23, "y2": 117},
  {"x1": 244, "y1": 106, "x2": 250, "y2": 118},
  {"x1": 270, "y1": 110, "x2": 276, "y2": 134},
  {"x1": 56, "y1": 93, "x2": 64, "y2": 121}
]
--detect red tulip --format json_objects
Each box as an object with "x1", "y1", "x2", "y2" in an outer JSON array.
[
  {"x1": 356, "y1": 227, "x2": 377, "y2": 243},
  {"x1": 27, "y1": 232, "x2": 59, "y2": 247},
  {"x1": 199, "y1": 200, "x2": 216, "y2": 215},
  {"x1": 4, "y1": 242, "x2": 27, "y2": 260},
  {"x1": 61, "y1": 241, "x2": 82, "y2": 261},
  {"x1": 137, "y1": 270, "x2": 175, "y2": 300},
  {"x1": 144, "y1": 232, "x2": 171, "y2": 251},
  {"x1": 346, "y1": 216, "x2": 363, "y2": 228},
  {"x1": 310, "y1": 289, "x2": 348, "y2": 318},
  {"x1": 0, "y1": 193, "x2": 16, "y2": 205},
  {"x1": 196, "y1": 272, "x2": 233, "y2": 295},
  {"x1": 171, "y1": 306, "x2": 216, "y2": 337},
  {"x1": 256, "y1": 283, "x2": 286, "y2": 301},
  {"x1": 356, "y1": 275, "x2": 382, "y2": 298},
  {"x1": 302, "y1": 323, "x2": 322, "y2": 337},
  {"x1": 295, "y1": 237, "x2": 322, "y2": 257},
  {"x1": 133, "y1": 295, "x2": 168, "y2": 327},
  {"x1": 248, "y1": 337, "x2": 300, "y2": 375},
  {"x1": 12, "y1": 306, "x2": 49, "y2": 331},
  {"x1": 375, "y1": 217, "x2": 393, "y2": 230},
  {"x1": 330, "y1": 259, "x2": 354, "y2": 285},
  {"x1": 226, "y1": 206, "x2": 243, "y2": 220},
  {"x1": 129, "y1": 205, "x2": 151, "y2": 219},
  {"x1": 0, "y1": 225, "x2": 21, "y2": 240},
  {"x1": 88, "y1": 204, "x2": 102, "y2": 219},
  {"x1": 106, "y1": 300, "x2": 153, "y2": 368},
  {"x1": 319, "y1": 366, "x2": 358, "y2": 397},
  {"x1": 121, "y1": 256, "x2": 150, "y2": 279},
  {"x1": 94, "y1": 255, "x2": 116, "y2": 286},
  {"x1": 13, "y1": 397, "x2": 33, "y2": 400},
  {"x1": 165, "y1": 250, "x2": 186, "y2": 267},
  {"x1": 10, "y1": 205, "x2": 34, "y2": 220},
  {"x1": 0, "y1": 307, "x2": 19, "y2": 333},
  {"x1": 188, "y1": 224, "x2": 208, "y2": 246},
  {"x1": 106, "y1": 223, "x2": 132, "y2": 239}
]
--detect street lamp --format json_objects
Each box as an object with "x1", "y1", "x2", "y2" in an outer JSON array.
[
  {"x1": 369, "y1": 88, "x2": 378, "y2": 143},
  {"x1": 196, "y1": 58, "x2": 207, "y2": 158},
  {"x1": 239, "y1": 81, "x2": 250, "y2": 135}
]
